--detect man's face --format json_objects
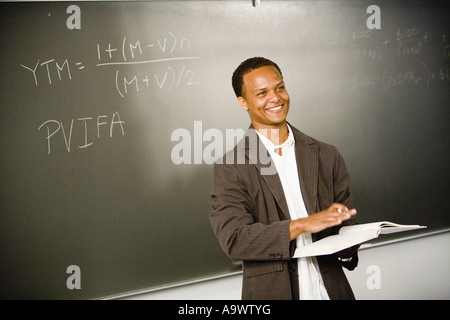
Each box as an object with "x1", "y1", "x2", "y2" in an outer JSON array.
[{"x1": 238, "y1": 65, "x2": 290, "y2": 130}]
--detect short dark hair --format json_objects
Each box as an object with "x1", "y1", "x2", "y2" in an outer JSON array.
[{"x1": 231, "y1": 57, "x2": 283, "y2": 98}]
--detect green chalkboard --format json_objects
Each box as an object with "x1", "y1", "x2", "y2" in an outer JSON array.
[{"x1": 0, "y1": 1, "x2": 448, "y2": 299}]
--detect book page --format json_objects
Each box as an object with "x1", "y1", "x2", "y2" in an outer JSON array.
[
  {"x1": 338, "y1": 222, "x2": 384, "y2": 235},
  {"x1": 379, "y1": 224, "x2": 426, "y2": 234},
  {"x1": 339, "y1": 221, "x2": 425, "y2": 235},
  {"x1": 294, "y1": 229, "x2": 378, "y2": 258},
  {"x1": 294, "y1": 221, "x2": 426, "y2": 258}
]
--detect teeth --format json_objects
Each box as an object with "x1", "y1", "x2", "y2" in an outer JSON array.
[{"x1": 268, "y1": 106, "x2": 282, "y2": 111}]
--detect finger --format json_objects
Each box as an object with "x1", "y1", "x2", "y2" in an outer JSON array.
[
  {"x1": 330, "y1": 203, "x2": 349, "y2": 213},
  {"x1": 339, "y1": 211, "x2": 357, "y2": 221},
  {"x1": 335, "y1": 205, "x2": 357, "y2": 216}
]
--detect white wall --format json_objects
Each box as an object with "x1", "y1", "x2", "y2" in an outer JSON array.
[
  {"x1": 344, "y1": 230, "x2": 450, "y2": 299},
  {"x1": 120, "y1": 231, "x2": 449, "y2": 300}
]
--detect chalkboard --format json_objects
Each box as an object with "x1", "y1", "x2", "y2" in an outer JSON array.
[{"x1": 0, "y1": 1, "x2": 448, "y2": 299}]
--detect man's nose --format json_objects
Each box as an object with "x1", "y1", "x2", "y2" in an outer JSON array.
[{"x1": 267, "y1": 90, "x2": 281, "y2": 102}]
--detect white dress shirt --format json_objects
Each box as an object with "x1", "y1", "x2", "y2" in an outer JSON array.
[{"x1": 256, "y1": 125, "x2": 329, "y2": 300}]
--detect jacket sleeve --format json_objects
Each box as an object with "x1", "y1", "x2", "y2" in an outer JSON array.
[
  {"x1": 210, "y1": 162, "x2": 292, "y2": 261},
  {"x1": 331, "y1": 146, "x2": 359, "y2": 270},
  {"x1": 332, "y1": 146, "x2": 357, "y2": 227},
  {"x1": 333, "y1": 147, "x2": 353, "y2": 212}
]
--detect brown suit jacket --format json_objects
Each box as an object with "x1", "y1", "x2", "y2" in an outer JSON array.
[{"x1": 210, "y1": 124, "x2": 357, "y2": 300}]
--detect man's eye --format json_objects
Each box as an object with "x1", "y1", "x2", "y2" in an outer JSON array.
[
  {"x1": 257, "y1": 91, "x2": 266, "y2": 96},
  {"x1": 277, "y1": 86, "x2": 285, "y2": 91}
]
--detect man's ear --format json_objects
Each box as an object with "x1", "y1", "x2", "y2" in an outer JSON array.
[{"x1": 237, "y1": 96, "x2": 248, "y2": 111}]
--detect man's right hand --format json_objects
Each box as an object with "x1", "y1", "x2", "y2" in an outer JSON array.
[{"x1": 289, "y1": 203, "x2": 356, "y2": 241}]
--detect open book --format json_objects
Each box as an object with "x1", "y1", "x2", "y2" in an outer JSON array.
[{"x1": 293, "y1": 221, "x2": 426, "y2": 258}]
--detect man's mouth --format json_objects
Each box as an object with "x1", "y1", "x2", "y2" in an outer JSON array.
[{"x1": 266, "y1": 105, "x2": 283, "y2": 112}]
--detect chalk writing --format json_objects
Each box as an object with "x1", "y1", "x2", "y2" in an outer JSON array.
[
  {"x1": 350, "y1": 28, "x2": 449, "y2": 91},
  {"x1": 94, "y1": 33, "x2": 199, "y2": 97},
  {"x1": 19, "y1": 26, "x2": 447, "y2": 156},
  {"x1": 351, "y1": 62, "x2": 448, "y2": 91},
  {"x1": 394, "y1": 28, "x2": 427, "y2": 57},
  {"x1": 22, "y1": 32, "x2": 198, "y2": 154},
  {"x1": 96, "y1": 32, "x2": 192, "y2": 64},
  {"x1": 21, "y1": 58, "x2": 81, "y2": 85},
  {"x1": 115, "y1": 65, "x2": 198, "y2": 97},
  {"x1": 350, "y1": 27, "x2": 432, "y2": 61},
  {"x1": 37, "y1": 111, "x2": 125, "y2": 155},
  {"x1": 21, "y1": 32, "x2": 199, "y2": 99}
]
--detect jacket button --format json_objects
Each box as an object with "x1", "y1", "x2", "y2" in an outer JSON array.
[
  {"x1": 276, "y1": 252, "x2": 283, "y2": 259},
  {"x1": 269, "y1": 252, "x2": 275, "y2": 259}
]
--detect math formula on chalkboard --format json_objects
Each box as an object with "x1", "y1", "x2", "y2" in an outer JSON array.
[{"x1": 21, "y1": 32, "x2": 200, "y2": 98}]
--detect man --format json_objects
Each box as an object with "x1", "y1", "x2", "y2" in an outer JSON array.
[{"x1": 210, "y1": 57, "x2": 360, "y2": 300}]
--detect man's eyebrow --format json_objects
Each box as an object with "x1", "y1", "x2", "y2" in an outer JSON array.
[{"x1": 255, "y1": 81, "x2": 285, "y2": 92}]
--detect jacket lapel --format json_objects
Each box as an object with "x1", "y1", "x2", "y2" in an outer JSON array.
[
  {"x1": 292, "y1": 127, "x2": 319, "y2": 215},
  {"x1": 260, "y1": 169, "x2": 291, "y2": 221},
  {"x1": 240, "y1": 127, "x2": 291, "y2": 221},
  {"x1": 240, "y1": 124, "x2": 319, "y2": 221}
]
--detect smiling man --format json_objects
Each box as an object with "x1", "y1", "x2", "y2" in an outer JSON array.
[
  {"x1": 236, "y1": 63, "x2": 290, "y2": 151},
  {"x1": 210, "y1": 57, "x2": 359, "y2": 300}
]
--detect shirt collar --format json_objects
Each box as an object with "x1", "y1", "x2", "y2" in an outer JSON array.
[{"x1": 256, "y1": 124, "x2": 295, "y2": 154}]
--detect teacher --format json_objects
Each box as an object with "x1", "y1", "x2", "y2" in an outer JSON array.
[{"x1": 210, "y1": 57, "x2": 359, "y2": 300}]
